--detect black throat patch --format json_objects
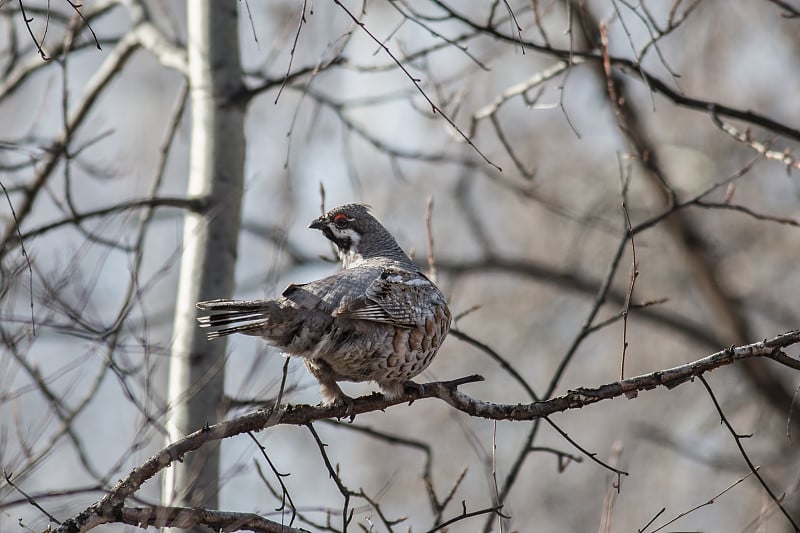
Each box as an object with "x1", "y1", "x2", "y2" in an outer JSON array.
[{"x1": 322, "y1": 226, "x2": 352, "y2": 252}]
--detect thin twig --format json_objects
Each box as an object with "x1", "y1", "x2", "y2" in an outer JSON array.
[
  {"x1": 66, "y1": 0, "x2": 101, "y2": 50},
  {"x1": 544, "y1": 418, "x2": 628, "y2": 476},
  {"x1": 275, "y1": 0, "x2": 308, "y2": 104},
  {"x1": 247, "y1": 432, "x2": 298, "y2": 526},
  {"x1": 637, "y1": 507, "x2": 665, "y2": 533},
  {"x1": 598, "y1": 441, "x2": 624, "y2": 533},
  {"x1": 0, "y1": 178, "x2": 34, "y2": 335},
  {"x1": 426, "y1": 501, "x2": 505, "y2": 533},
  {"x1": 425, "y1": 195, "x2": 438, "y2": 282},
  {"x1": 306, "y1": 423, "x2": 352, "y2": 531},
  {"x1": 528, "y1": 446, "x2": 582, "y2": 472},
  {"x1": 3, "y1": 470, "x2": 61, "y2": 524},
  {"x1": 332, "y1": 0, "x2": 502, "y2": 172},
  {"x1": 17, "y1": 0, "x2": 48, "y2": 60},
  {"x1": 699, "y1": 376, "x2": 799, "y2": 531},
  {"x1": 788, "y1": 384, "x2": 800, "y2": 444},
  {"x1": 647, "y1": 469, "x2": 757, "y2": 533},
  {"x1": 620, "y1": 195, "x2": 638, "y2": 380},
  {"x1": 491, "y1": 421, "x2": 503, "y2": 533}
]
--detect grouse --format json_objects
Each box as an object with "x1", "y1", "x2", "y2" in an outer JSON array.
[{"x1": 196, "y1": 203, "x2": 452, "y2": 405}]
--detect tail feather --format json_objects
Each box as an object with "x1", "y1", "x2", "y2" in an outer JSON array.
[
  {"x1": 198, "y1": 313, "x2": 264, "y2": 328},
  {"x1": 196, "y1": 298, "x2": 276, "y2": 340},
  {"x1": 196, "y1": 299, "x2": 271, "y2": 311},
  {"x1": 206, "y1": 322, "x2": 267, "y2": 339}
]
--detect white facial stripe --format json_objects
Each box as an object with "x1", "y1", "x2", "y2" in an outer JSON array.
[{"x1": 332, "y1": 227, "x2": 360, "y2": 247}]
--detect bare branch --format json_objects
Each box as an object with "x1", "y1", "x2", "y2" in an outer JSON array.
[
  {"x1": 54, "y1": 331, "x2": 800, "y2": 532},
  {"x1": 427, "y1": 501, "x2": 505, "y2": 533},
  {"x1": 699, "y1": 376, "x2": 800, "y2": 531},
  {"x1": 332, "y1": 0, "x2": 502, "y2": 172},
  {"x1": 646, "y1": 469, "x2": 757, "y2": 533},
  {"x1": 81, "y1": 505, "x2": 308, "y2": 533},
  {"x1": 3, "y1": 470, "x2": 60, "y2": 524}
]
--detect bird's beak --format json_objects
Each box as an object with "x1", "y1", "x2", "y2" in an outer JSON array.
[{"x1": 309, "y1": 216, "x2": 326, "y2": 230}]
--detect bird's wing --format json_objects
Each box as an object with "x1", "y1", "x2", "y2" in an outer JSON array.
[
  {"x1": 280, "y1": 265, "x2": 382, "y2": 315},
  {"x1": 331, "y1": 267, "x2": 438, "y2": 327},
  {"x1": 281, "y1": 282, "x2": 330, "y2": 312}
]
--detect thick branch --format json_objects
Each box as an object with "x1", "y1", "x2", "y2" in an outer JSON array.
[
  {"x1": 0, "y1": 28, "x2": 140, "y2": 259},
  {"x1": 55, "y1": 330, "x2": 800, "y2": 532},
  {"x1": 7, "y1": 197, "x2": 203, "y2": 250},
  {"x1": 427, "y1": 1, "x2": 800, "y2": 142},
  {"x1": 77, "y1": 505, "x2": 306, "y2": 533}
]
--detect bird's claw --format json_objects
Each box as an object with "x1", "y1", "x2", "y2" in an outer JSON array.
[{"x1": 326, "y1": 393, "x2": 356, "y2": 420}]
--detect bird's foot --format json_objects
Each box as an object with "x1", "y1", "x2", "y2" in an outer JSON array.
[
  {"x1": 321, "y1": 390, "x2": 356, "y2": 419},
  {"x1": 378, "y1": 380, "x2": 405, "y2": 401},
  {"x1": 378, "y1": 380, "x2": 423, "y2": 404},
  {"x1": 402, "y1": 380, "x2": 425, "y2": 404},
  {"x1": 319, "y1": 380, "x2": 344, "y2": 405}
]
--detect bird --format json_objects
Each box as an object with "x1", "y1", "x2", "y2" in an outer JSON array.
[{"x1": 196, "y1": 203, "x2": 452, "y2": 406}]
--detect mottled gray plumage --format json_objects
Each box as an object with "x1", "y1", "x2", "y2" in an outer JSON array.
[{"x1": 196, "y1": 203, "x2": 451, "y2": 405}]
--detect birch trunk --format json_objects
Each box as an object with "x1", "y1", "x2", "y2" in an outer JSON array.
[{"x1": 162, "y1": 2, "x2": 245, "y2": 519}]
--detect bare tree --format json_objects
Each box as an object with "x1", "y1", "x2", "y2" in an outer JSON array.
[
  {"x1": 163, "y1": 2, "x2": 245, "y2": 519},
  {"x1": 2, "y1": 1, "x2": 800, "y2": 532}
]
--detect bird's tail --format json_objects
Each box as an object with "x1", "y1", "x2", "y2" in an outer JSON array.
[{"x1": 196, "y1": 299, "x2": 277, "y2": 339}]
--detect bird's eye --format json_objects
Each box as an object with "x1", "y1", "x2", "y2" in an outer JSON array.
[{"x1": 333, "y1": 214, "x2": 350, "y2": 228}]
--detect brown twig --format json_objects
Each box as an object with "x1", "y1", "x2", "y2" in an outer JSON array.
[
  {"x1": 332, "y1": 0, "x2": 502, "y2": 172},
  {"x1": 544, "y1": 417, "x2": 628, "y2": 476},
  {"x1": 428, "y1": 1, "x2": 800, "y2": 142},
  {"x1": 766, "y1": 0, "x2": 800, "y2": 18},
  {"x1": 646, "y1": 469, "x2": 756, "y2": 533},
  {"x1": 306, "y1": 423, "x2": 352, "y2": 531},
  {"x1": 693, "y1": 201, "x2": 800, "y2": 227},
  {"x1": 247, "y1": 431, "x2": 298, "y2": 526},
  {"x1": 3, "y1": 470, "x2": 61, "y2": 524},
  {"x1": 699, "y1": 375, "x2": 799, "y2": 531},
  {"x1": 425, "y1": 195, "x2": 438, "y2": 282},
  {"x1": 528, "y1": 446, "x2": 582, "y2": 473},
  {"x1": 275, "y1": 0, "x2": 308, "y2": 104},
  {"x1": 17, "y1": 0, "x2": 48, "y2": 60},
  {"x1": 426, "y1": 501, "x2": 505, "y2": 533},
  {"x1": 65, "y1": 0, "x2": 101, "y2": 51},
  {"x1": 620, "y1": 197, "x2": 638, "y2": 380}
]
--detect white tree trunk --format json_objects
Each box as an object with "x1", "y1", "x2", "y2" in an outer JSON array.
[{"x1": 162, "y1": 1, "x2": 245, "y2": 518}]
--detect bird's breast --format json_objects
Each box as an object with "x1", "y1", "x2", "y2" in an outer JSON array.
[{"x1": 315, "y1": 300, "x2": 451, "y2": 383}]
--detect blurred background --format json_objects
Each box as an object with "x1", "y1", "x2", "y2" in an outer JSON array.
[{"x1": 1, "y1": 1, "x2": 799, "y2": 531}]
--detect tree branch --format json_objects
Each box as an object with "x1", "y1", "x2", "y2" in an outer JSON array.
[
  {"x1": 80, "y1": 505, "x2": 308, "y2": 533},
  {"x1": 54, "y1": 330, "x2": 800, "y2": 532}
]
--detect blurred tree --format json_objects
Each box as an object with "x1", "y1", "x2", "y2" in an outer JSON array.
[
  {"x1": 162, "y1": 2, "x2": 245, "y2": 524},
  {"x1": 1, "y1": 1, "x2": 800, "y2": 532}
]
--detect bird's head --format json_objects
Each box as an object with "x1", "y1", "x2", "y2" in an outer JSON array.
[{"x1": 309, "y1": 203, "x2": 410, "y2": 268}]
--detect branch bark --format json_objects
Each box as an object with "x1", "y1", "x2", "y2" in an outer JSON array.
[
  {"x1": 55, "y1": 330, "x2": 800, "y2": 532},
  {"x1": 75, "y1": 505, "x2": 306, "y2": 533}
]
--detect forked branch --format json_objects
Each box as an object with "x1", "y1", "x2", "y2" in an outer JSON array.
[{"x1": 54, "y1": 330, "x2": 800, "y2": 532}]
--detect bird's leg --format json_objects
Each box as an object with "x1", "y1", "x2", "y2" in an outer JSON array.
[
  {"x1": 319, "y1": 378, "x2": 356, "y2": 420},
  {"x1": 377, "y1": 380, "x2": 408, "y2": 400},
  {"x1": 304, "y1": 359, "x2": 352, "y2": 407},
  {"x1": 318, "y1": 379, "x2": 350, "y2": 407}
]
